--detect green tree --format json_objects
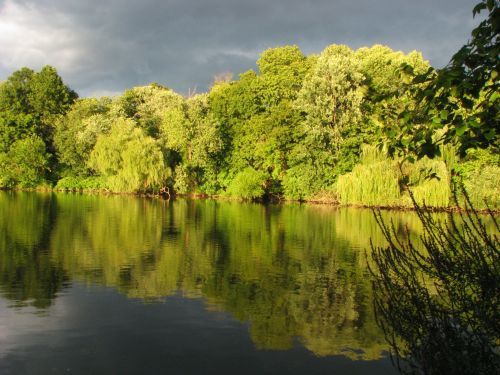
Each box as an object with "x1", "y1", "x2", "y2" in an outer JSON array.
[
  {"x1": 0, "y1": 66, "x2": 77, "y2": 186},
  {"x1": 297, "y1": 45, "x2": 364, "y2": 156},
  {"x1": 383, "y1": 0, "x2": 499, "y2": 159},
  {"x1": 162, "y1": 94, "x2": 222, "y2": 166},
  {"x1": 5, "y1": 66, "x2": 77, "y2": 149},
  {"x1": 0, "y1": 111, "x2": 36, "y2": 152},
  {"x1": 256, "y1": 45, "x2": 311, "y2": 106},
  {"x1": 355, "y1": 45, "x2": 429, "y2": 148},
  {"x1": 208, "y1": 46, "x2": 312, "y2": 198},
  {"x1": 54, "y1": 98, "x2": 112, "y2": 176},
  {"x1": 163, "y1": 94, "x2": 224, "y2": 194},
  {"x1": 114, "y1": 83, "x2": 184, "y2": 138},
  {"x1": 89, "y1": 118, "x2": 165, "y2": 192},
  {"x1": 0, "y1": 67, "x2": 35, "y2": 114},
  {"x1": 0, "y1": 135, "x2": 50, "y2": 188},
  {"x1": 286, "y1": 45, "x2": 365, "y2": 197},
  {"x1": 28, "y1": 66, "x2": 78, "y2": 123},
  {"x1": 0, "y1": 69, "x2": 38, "y2": 153},
  {"x1": 226, "y1": 167, "x2": 267, "y2": 199}
]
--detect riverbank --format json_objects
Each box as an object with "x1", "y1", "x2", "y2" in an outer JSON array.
[{"x1": 4, "y1": 186, "x2": 499, "y2": 214}]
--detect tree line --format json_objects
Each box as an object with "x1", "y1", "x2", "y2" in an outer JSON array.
[{"x1": 0, "y1": 45, "x2": 497, "y2": 208}]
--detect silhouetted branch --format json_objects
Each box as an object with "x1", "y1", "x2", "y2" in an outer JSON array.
[{"x1": 369, "y1": 186, "x2": 499, "y2": 374}]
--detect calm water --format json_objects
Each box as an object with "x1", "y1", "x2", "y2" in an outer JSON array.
[{"x1": 0, "y1": 191, "x2": 431, "y2": 374}]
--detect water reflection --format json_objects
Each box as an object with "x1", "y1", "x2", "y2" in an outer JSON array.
[{"x1": 0, "y1": 191, "x2": 430, "y2": 361}]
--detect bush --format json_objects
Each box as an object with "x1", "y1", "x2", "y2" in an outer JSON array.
[
  {"x1": 0, "y1": 135, "x2": 49, "y2": 188},
  {"x1": 173, "y1": 164, "x2": 192, "y2": 194},
  {"x1": 55, "y1": 176, "x2": 108, "y2": 191},
  {"x1": 226, "y1": 167, "x2": 267, "y2": 199},
  {"x1": 462, "y1": 165, "x2": 500, "y2": 209},
  {"x1": 403, "y1": 158, "x2": 451, "y2": 208},
  {"x1": 455, "y1": 148, "x2": 500, "y2": 209},
  {"x1": 282, "y1": 164, "x2": 332, "y2": 201}
]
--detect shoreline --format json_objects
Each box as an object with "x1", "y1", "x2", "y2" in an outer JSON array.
[{"x1": 2, "y1": 187, "x2": 498, "y2": 215}]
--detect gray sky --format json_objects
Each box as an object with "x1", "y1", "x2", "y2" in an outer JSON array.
[{"x1": 0, "y1": 0, "x2": 482, "y2": 97}]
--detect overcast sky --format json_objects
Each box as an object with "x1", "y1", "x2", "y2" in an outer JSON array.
[{"x1": 0, "y1": 0, "x2": 481, "y2": 97}]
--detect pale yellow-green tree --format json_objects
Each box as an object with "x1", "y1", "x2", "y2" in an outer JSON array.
[
  {"x1": 111, "y1": 83, "x2": 184, "y2": 137},
  {"x1": 296, "y1": 44, "x2": 365, "y2": 152},
  {"x1": 89, "y1": 118, "x2": 165, "y2": 192}
]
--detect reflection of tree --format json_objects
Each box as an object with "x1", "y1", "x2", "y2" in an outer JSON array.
[
  {"x1": 0, "y1": 192, "x2": 67, "y2": 308},
  {"x1": 290, "y1": 252, "x2": 386, "y2": 359},
  {"x1": 332, "y1": 207, "x2": 424, "y2": 251},
  {"x1": 0, "y1": 193, "x2": 436, "y2": 358},
  {"x1": 49, "y1": 194, "x2": 170, "y2": 298}
]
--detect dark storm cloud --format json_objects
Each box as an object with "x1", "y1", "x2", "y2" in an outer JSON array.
[{"x1": 0, "y1": 0, "x2": 481, "y2": 96}]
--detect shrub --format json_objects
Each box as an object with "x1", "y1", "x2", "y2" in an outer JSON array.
[
  {"x1": 462, "y1": 165, "x2": 500, "y2": 209},
  {"x1": 226, "y1": 167, "x2": 267, "y2": 199},
  {"x1": 403, "y1": 158, "x2": 451, "y2": 208},
  {"x1": 455, "y1": 148, "x2": 500, "y2": 209},
  {"x1": 0, "y1": 135, "x2": 49, "y2": 188},
  {"x1": 173, "y1": 164, "x2": 192, "y2": 194},
  {"x1": 282, "y1": 164, "x2": 332, "y2": 201},
  {"x1": 55, "y1": 176, "x2": 108, "y2": 191}
]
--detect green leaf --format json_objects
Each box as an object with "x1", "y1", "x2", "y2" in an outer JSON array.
[
  {"x1": 401, "y1": 137, "x2": 410, "y2": 147},
  {"x1": 432, "y1": 116, "x2": 442, "y2": 125},
  {"x1": 473, "y1": 2, "x2": 486, "y2": 16},
  {"x1": 456, "y1": 124, "x2": 468, "y2": 136},
  {"x1": 413, "y1": 74, "x2": 429, "y2": 84}
]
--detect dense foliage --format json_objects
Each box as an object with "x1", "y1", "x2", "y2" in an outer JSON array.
[
  {"x1": 383, "y1": 0, "x2": 499, "y2": 160},
  {"x1": 0, "y1": 66, "x2": 77, "y2": 185},
  {"x1": 0, "y1": 7, "x2": 497, "y2": 207}
]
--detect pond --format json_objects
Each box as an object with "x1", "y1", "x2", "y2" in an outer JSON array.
[{"x1": 0, "y1": 191, "x2": 430, "y2": 374}]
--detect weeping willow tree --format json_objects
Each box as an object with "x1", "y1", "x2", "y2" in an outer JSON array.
[
  {"x1": 401, "y1": 158, "x2": 451, "y2": 208},
  {"x1": 89, "y1": 118, "x2": 166, "y2": 192},
  {"x1": 336, "y1": 145, "x2": 451, "y2": 208},
  {"x1": 336, "y1": 145, "x2": 401, "y2": 206}
]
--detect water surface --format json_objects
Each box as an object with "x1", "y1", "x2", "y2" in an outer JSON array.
[{"x1": 0, "y1": 191, "x2": 423, "y2": 374}]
